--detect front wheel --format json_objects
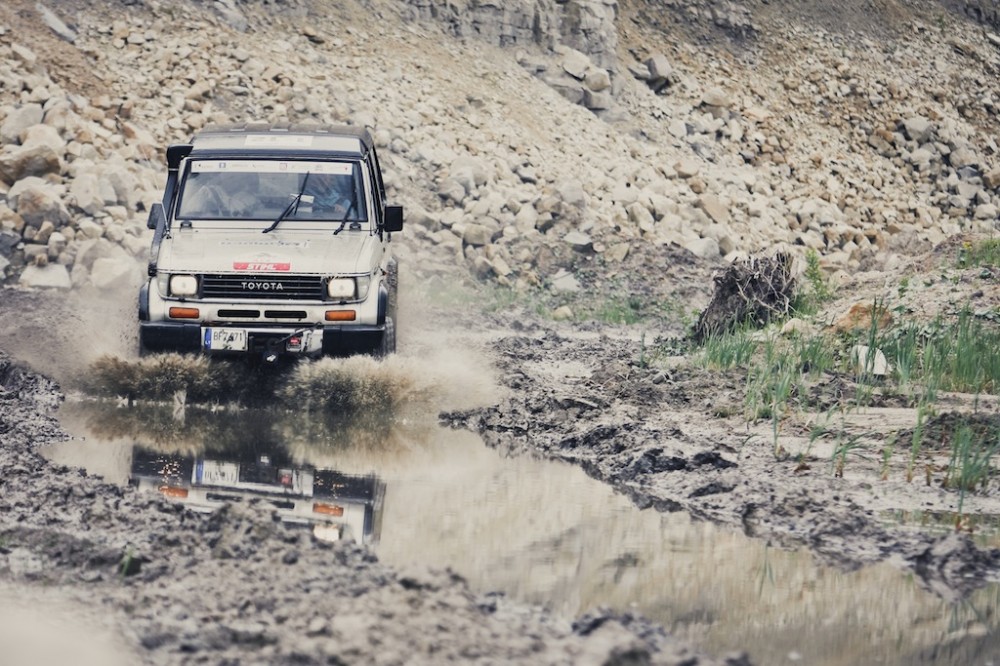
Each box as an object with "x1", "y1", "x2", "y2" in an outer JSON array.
[{"x1": 377, "y1": 316, "x2": 396, "y2": 358}]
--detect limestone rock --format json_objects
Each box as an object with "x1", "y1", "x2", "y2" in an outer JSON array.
[
  {"x1": 699, "y1": 195, "x2": 730, "y2": 224},
  {"x1": 0, "y1": 143, "x2": 62, "y2": 183},
  {"x1": 550, "y1": 269, "x2": 580, "y2": 293},
  {"x1": 462, "y1": 223, "x2": 493, "y2": 247},
  {"x1": 684, "y1": 237, "x2": 720, "y2": 259},
  {"x1": 949, "y1": 146, "x2": 979, "y2": 169},
  {"x1": 552, "y1": 305, "x2": 574, "y2": 321},
  {"x1": 10, "y1": 184, "x2": 70, "y2": 227},
  {"x1": 701, "y1": 88, "x2": 732, "y2": 109},
  {"x1": 901, "y1": 117, "x2": 935, "y2": 143},
  {"x1": 674, "y1": 159, "x2": 700, "y2": 179},
  {"x1": 984, "y1": 168, "x2": 1000, "y2": 190},
  {"x1": 851, "y1": 345, "x2": 891, "y2": 377},
  {"x1": 559, "y1": 48, "x2": 592, "y2": 80},
  {"x1": 563, "y1": 230, "x2": 593, "y2": 252},
  {"x1": 19, "y1": 262, "x2": 71, "y2": 289},
  {"x1": 583, "y1": 90, "x2": 612, "y2": 111},
  {"x1": 0, "y1": 104, "x2": 43, "y2": 144}
]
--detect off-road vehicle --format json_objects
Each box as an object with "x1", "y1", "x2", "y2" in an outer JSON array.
[{"x1": 138, "y1": 123, "x2": 403, "y2": 361}]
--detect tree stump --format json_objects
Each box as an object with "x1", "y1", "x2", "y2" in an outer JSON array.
[{"x1": 692, "y1": 253, "x2": 795, "y2": 342}]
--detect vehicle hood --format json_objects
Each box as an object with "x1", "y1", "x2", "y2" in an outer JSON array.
[{"x1": 155, "y1": 228, "x2": 378, "y2": 275}]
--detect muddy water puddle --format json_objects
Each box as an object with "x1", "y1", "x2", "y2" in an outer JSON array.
[{"x1": 47, "y1": 402, "x2": 1000, "y2": 666}]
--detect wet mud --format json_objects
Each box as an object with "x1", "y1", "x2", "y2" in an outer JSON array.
[
  {"x1": 0, "y1": 350, "x2": 733, "y2": 665},
  {"x1": 444, "y1": 324, "x2": 1000, "y2": 602}
]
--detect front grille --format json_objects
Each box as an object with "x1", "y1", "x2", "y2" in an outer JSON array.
[
  {"x1": 264, "y1": 310, "x2": 308, "y2": 319},
  {"x1": 217, "y1": 309, "x2": 260, "y2": 318},
  {"x1": 201, "y1": 274, "x2": 324, "y2": 300}
]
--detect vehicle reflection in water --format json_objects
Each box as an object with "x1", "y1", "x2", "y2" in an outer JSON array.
[
  {"x1": 130, "y1": 448, "x2": 383, "y2": 544},
  {"x1": 49, "y1": 401, "x2": 1000, "y2": 666},
  {"x1": 55, "y1": 403, "x2": 392, "y2": 544}
]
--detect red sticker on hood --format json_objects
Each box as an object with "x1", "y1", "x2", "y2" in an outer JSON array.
[{"x1": 233, "y1": 262, "x2": 291, "y2": 271}]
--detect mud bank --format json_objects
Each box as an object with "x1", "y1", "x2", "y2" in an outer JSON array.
[{"x1": 444, "y1": 324, "x2": 1000, "y2": 602}]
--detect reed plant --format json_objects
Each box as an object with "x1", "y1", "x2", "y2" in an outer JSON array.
[
  {"x1": 881, "y1": 304, "x2": 1000, "y2": 399},
  {"x1": 946, "y1": 422, "x2": 1000, "y2": 518},
  {"x1": 697, "y1": 327, "x2": 759, "y2": 370},
  {"x1": 906, "y1": 405, "x2": 927, "y2": 483},
  {"x1": 793, "y1": 332, "x2": 835, "y2": 379}
]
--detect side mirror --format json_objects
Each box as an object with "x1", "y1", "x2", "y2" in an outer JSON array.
[
  {"x1": 147, "y1": 202, "x2": 166, "y2": 230},
  {"x1": 384, "y1": 205, "x2": 403, "y2": 233}
]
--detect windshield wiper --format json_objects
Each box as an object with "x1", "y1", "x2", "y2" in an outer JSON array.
[
  {"x1": 263, "y1": 172, "x2": 310, "y2": 234},
  {"x1": 332, "y1": 201, "x2": 359, "y2": 236}
]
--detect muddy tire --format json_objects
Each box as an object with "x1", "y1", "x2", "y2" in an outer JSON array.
[{"x1": 377, "y1": 316, "x2": 396, "y2": 358}]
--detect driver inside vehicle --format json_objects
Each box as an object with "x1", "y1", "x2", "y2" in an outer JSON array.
[{"x1": 306, "y1": 173, "x2": 356, "y2": 219}]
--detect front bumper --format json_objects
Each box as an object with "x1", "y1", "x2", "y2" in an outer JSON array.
[
  {"x1": 139, "y1": 278, "x2": 388, "y2": 357},
  {"x1": 139, "y1": 322, "x2": 385, "y2": 357}
]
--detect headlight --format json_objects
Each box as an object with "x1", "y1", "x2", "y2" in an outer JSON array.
[
  {"x1": 170, "y1": 274, "x2": 198, "y2": 297},
  {"x1": 327, "y1": 277, "x2": 355, "y2": 299}
]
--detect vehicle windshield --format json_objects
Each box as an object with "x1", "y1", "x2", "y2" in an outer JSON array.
[{"x1": 175, "y1": 159, "x2": 368, "y2": 224}]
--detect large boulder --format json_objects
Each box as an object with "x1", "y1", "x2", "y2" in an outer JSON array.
[
  {"x1": 0, "y1": 143, "x2": 63, "y2": 183},
  {"x1": 10, "y1": 183, "x2": 71, "y2": 227},
  {"x1": 19, "y1": 263, "x2": 72, "y2": 289},
  {"x1": 0, "y1": 104, "x2": 44, "y2": 144}
]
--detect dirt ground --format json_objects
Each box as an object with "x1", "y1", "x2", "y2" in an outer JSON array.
[
  {"x1": 2, "y1": 0, "x2": 1000, "y2": 662},
  {"x1": 2, "y1": 235, "x2": 1000, "y2": 664}
]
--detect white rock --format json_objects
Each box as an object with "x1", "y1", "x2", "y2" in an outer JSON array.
[
  {"x1": 19, "y1": 263, "x2": 71, "y2": 289},
  {"x1": 584, "y1": 69, "x2": 611, "y2": 92},
  {"x1": 559, "y1": 48, "x2": 592, "y2": 80},
  {"x1": 684, "y1": 237, "x2": 720, "y2": 259},
  {"x1": 550, "y1": 269, "x2": 580, "y2": 293},
  {"x1": 0, "y1": 104, "x2": 44, "y2": 144},
  {"x1": 645, "y1": 54, "x2": 673, "y2": 82},
  {"x1": 462, "y1": 223, "x2": 493, "y2": 247},
  {"x1": 674, "y1": 159, "x2": 700, "y2": 178},
  {"x1": 70, "y1": 173, "x2": 105, "y2": 214},
  {"x1": 701, "y1": 87, "x2": 732, "y2": 108},
  {"x1": 563, "y1": 230, "x2": 593, "y2": 252},
  {"x1": 0, "y1": 143, "x2": 62, "y2": 183},
  {"x1": 21, "y1": 124, "x2": 65, "y2": 153},
  {"x1": 851, "y1": 345, "x2": 890, "y2": 377},
  {"x1": 552, "y1": 305, "x2": 574, "y2": 321}
]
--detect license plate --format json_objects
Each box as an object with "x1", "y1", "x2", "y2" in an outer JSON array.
[
  {"x1": 204, "y1": 327, "x2": 248, "y2": 351},
  {"x1": 195, "y1": 460, "x2": 239, "y2": 486}
]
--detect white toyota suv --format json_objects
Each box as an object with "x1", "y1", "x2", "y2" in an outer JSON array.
[{"x1": 139, "y1": 123, "x2": 402, "y2": 361}]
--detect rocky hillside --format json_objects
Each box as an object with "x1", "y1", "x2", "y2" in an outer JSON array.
[{"x1": 0, "y1": 0, "x2": 997, "y2": 302}]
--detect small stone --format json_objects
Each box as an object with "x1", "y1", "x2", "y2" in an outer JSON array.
[
  {"x1": 674, "y1": 159, "x2": 700, "y2": 178},
  {"x1": 552, "y1": 305, "x2": 574, "y2": 321},
  {"x1": 684, "y1": 237, "x2": 720, "y2": 259},
  {"x1": 550, "y1": 269, "x2": 580, "y2": 293},
  {"x1": 563, "y1": 230, "x2": 593, "y2": 252},
  {"x1": 645, "y1": 54, "x2": 673, "y2": 82},
  {"x1": 701, "y1": 87, "x2": 732, "y2": 108}
]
